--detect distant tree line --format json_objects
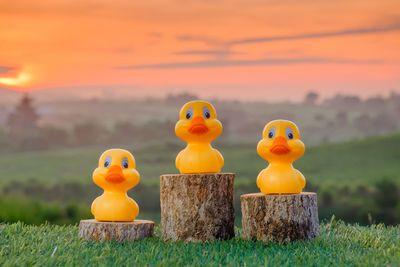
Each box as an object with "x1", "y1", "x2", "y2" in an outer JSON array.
[
  {"x1": 1, "y1": 178, "x2": 399, "y2": 225},
  {"x1": 304, "y1": 90, "x2": 400, "y2": 112},
  {"x1": 2, "y1": 91, "x2": 400, "y2": 152},
  {"x1": 0, "y1": 94, "x2": 180, "y2": 152},
  {"x1": 1, "y1": 119, "x2": 176, "y2": 152},
  {"x1": 315, "y1": 179, "x2": 400, "y2": 225}
]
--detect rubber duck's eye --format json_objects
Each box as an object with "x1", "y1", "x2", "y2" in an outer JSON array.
[
  {"x1": 286, "y1": 127, "x2": 294, "y2": 140},
  {"x1": 121, "y1": 157, "x2": 129, "y2": 169},
  {"x1": 268, "y1": 127, "x2": 276, "y2": 139},
  {"x1": 186, "y1": 107, "x2": 193, "y2": 119},
  {"x1": 104, "y1": 156, "x2": 111, "y2": 168},
  {"x1": 203, "y1": 107, "x2": 211, "y2": 119}
]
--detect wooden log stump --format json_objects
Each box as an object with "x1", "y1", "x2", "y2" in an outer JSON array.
[
  {"x1": 160, "y1": 173, "x2": 235, "y2": 242},
  {"x1": 78, "y1": 219, "x2": 154, "y2": 242},
  {"x1": 241, "y1": 192, "x2": 318, "y2": 243}
]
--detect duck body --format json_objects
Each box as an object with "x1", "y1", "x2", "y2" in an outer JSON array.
[
  {"x1": 176, "y1": 143, "x2": 223, "y2": 174},
  {"x1": 175, "y1": 100, "x2": 224, "y2": 174},
  {"x1": 257, "y1": 163, "x2": 305, "y2": 194},
  {"x1": 91, "y1": 192, "x2": 139, "y2": 222},
  {"x1": 257, "y1": 120, "x2": 306, "y2": 194},
  {"x1": 91, "y1": 149, "x2": 140, "y2": 222}
]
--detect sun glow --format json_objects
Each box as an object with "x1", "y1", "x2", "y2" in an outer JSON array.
[{"x1": 0, "y1": 72, "x2": 33, "y2": 87}]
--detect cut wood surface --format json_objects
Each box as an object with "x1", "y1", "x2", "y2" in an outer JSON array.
[
  {"x1": 78, "y1": 219, "x2": 154, "y2": 242},
  {"x1": 160, "y1": 173, "x2": 235, "y2": 242},
  {"x1": 241, "y1": 192, "x2": 319, "y2": 243}
]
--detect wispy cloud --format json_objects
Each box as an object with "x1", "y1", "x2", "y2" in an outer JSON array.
[
  {"x1": 0, "y1": 66, "x2": 15, "y2": 74},
  {"x1": 117, "y1": 58, "x2": 383, "y2": 69},
  {"x1": 173, "y1": 49, "x2": 241, "y2": 56},
  {"x1": 176, "y1": 24, "x2": 400, "y2": 48},
  {"x1": 119, "y1": 23, "x2": 395, "y2": 70},
  {"x1": 176, "y1": 35, "x2": 225, "y2": 47},
  {"x1": 228, "y1": 24, "x2": 400, "y2": 45}
]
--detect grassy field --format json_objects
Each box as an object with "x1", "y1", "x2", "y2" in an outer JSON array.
[
  {"x1": 0, "y1": 133, "x2": 399, "y2": 187},
  {"x1": 0, "y1": 219, "x2": 398, "y2": 266}
]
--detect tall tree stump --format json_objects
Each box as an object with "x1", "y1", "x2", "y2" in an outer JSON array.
[
  {"x1": 241, "y1": 192, "x2": 318, "y2": 243},
  {"x1": 160, "y1": 173, "x2": 235, "y2": 242},
  {"x1": 78, "y1": 219, "x2": 154, "y2": 242}
]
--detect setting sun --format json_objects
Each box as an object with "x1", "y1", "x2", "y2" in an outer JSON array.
[{"x1": 0, "y1": 71, "x2": 33, "y2": 87}]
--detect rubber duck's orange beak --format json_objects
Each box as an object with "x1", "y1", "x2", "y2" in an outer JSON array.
[
  {"x1": 270, "y1": 136, "x2": 291, "y2": 155},
  {"x1": 105, "y1": 165, "x2": 125, "y2": 184},
  {"x1": 188, "y1": 116, "x2": 209, "y2": 135}
]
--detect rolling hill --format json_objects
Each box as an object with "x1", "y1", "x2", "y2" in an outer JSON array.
[{"x1": 0, "y1": 134, "x2": 399, "y2": 188}]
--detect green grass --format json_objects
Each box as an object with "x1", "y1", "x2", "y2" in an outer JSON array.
[
  {"x1": 0, "y1": 134, "x2": 399, "y2": 188},
  {"x1": 0, "y1": 219, "x2": 398, "y2": 266}
]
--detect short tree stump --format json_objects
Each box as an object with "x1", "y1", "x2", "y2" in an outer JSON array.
[
  {"x1": 160, "y1": 173, "x2": 235, "y2": 242},
  {"x1": 241, "y1": 192, "x2": 318, "y2": 243},
  {"x1": 78, "y1": 219, "x2": 154, "y2": 242}
]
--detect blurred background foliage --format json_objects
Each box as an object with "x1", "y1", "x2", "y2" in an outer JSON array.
[{"x1": 0, "y1": 91, "x2": 399, "y2": 225}]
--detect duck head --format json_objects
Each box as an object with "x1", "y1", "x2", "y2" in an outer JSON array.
[
  {"x1": 92, "y1": 149, "x2": 140, "y2": 192},
  {"x1": 257, "y1": 120, "x2": 305, "y2": 163},
  {"x1": 175, "y1": 100, "x2": 222, "y2": 143}
]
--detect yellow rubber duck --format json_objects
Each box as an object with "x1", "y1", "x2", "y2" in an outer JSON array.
[
  {"x1": 256, "y1": 120, "x2": 306, "y2": 194},
  {"x1": 91, "y1": 149, "x2": 140, "y2": 221},
  {"x1": 175, "y1": 100, "x2": 224, "y2": 174}
]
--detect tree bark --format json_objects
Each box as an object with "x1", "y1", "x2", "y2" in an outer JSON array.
[
  {"x1": 241, "y1": 192, "x2": 319, "y2": 243},
  {"x1": 78, "y1": 219, "x2": 154, "y2": 242},
  {"x1": 160, "y1": 173, "x2": 235, "y2": 242}
]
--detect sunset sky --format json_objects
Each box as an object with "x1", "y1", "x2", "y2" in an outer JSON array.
[{"x1": 0, "y1": 0, "x2": 399, "y2": 101}]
